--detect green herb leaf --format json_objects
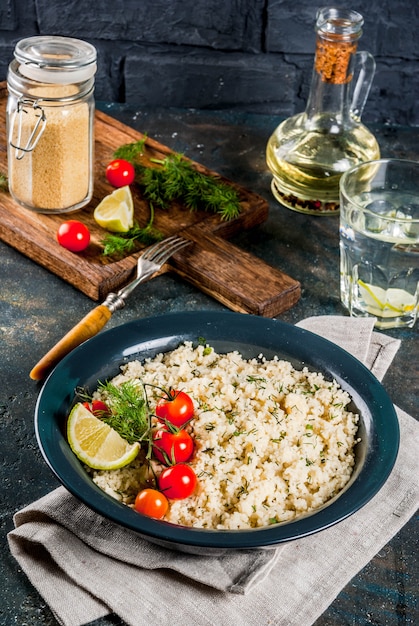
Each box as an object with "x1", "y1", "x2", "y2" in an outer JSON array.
[
  {"x1": 140, "y1": 153, "x2": 241, "y2": 220},
  {"x1": 101, "y1": 204, "x2": 164, "y2": 258},
  {"x1": 113, "y1": 138, "x2": 147, "y2": 165},
  {"x1": 98, "y1": 380, "x2": 151, "y2": 446},
  {"x1": 113, "y1": 141, "x2": 242, "y2": 222},
  {"x1": 0, "y1": 172, "x2": 8, "y2": 192}
]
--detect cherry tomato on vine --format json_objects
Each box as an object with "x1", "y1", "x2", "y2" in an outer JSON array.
[
  {"x1": 152, "y1": 425, "x2": 194, "y2": 465},
  {"x1": 106, "y1": 159, "x2": 135, "y2": 187},
  {"x1": 57, "y1": 220, "x2": 90, "y2": 252},
  {"x1": 134, "y1": 488, "x2": 169, "y2": 519},
  {"x1": 155, "y1": 390, "x2": 194, "y2": 428},
  {"x1": 158, "y1": 464, "x2": 197, "y2": 500}
]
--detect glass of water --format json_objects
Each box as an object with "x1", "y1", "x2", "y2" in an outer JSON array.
[{"x1": 339, "y1": 159, "x2": 419, "y2": 329}]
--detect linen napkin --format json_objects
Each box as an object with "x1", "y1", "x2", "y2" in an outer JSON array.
[{"x1": 8, "y1": 316, "x2": 419, "y2": 626}]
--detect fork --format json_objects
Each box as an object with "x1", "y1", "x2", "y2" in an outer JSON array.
[{"x1": 30, "y1": 236, "x2": 190, "y2": 380}]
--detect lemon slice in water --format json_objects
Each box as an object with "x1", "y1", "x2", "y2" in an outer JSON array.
[
  {"x1": 358, "y1": 280, "x2": 416, "y2": 317},
  {"x1": 94, "y1": 185, "x2": 134, "y2": 232},
  {"x1": 67, "y1": 403, "x2": 139, "y2": 470}
]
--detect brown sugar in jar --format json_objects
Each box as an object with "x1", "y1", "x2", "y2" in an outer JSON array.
[{"x1": 7, "y1": 37, "x2": 97, "y2": 214}]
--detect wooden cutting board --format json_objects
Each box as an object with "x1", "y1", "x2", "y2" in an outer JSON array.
[{"x1": 0, "y1": 82, "x2": 300, "y2": 317}]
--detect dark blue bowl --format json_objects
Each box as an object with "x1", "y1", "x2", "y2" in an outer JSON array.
[{"x1": 35, "y1": 311, "x2": 399, "y2": 554}]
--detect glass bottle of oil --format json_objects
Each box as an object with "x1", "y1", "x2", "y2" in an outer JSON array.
[{"x1": 266, "y1": 7, "x2": 380, "y2": 215}]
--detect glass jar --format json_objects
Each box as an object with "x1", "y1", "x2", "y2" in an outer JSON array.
[
  {"x1": 7, "y1": 36, "x2": 97, "y2": 214},
  {"x1": 266, "y1": 8, "x2": 380, "y2": 215}
]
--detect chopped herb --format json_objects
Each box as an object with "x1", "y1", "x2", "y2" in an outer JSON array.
[
  {"x1": 202, "y1": 448, "x2": 215, "y2": 456},
  {"x1": 246, "y1": 375, "x2": 267, "y2": 389},
  {"x1": 271, "y1": 431, "x2": 287, "y2": 443},
  {"x1": 236, "y1": 480, "x2": 249, "y2": 498}
]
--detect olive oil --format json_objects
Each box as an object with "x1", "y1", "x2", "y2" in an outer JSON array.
[
  {"x1": 266, "y1": 112, "x2": 380, "y2": 214},
  {"x1": 266, "y1": 8, "x2": 379, "y2": 215}
]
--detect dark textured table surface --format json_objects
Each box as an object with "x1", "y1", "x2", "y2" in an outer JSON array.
[{"x1": 1, "y1": 105, "x2": 418, "y2": 625}]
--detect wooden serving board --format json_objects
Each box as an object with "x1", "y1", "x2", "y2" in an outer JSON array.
[{"x1": 0, "y1": 82, "x2": 300, "y2": 317}]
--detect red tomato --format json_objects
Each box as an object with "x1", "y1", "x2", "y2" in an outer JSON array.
[
  {"x1": 134, "y1": 488, "x2": 168, "y2": 519},
  {"x1": 152, "y1": 426, "x2": 194, "y2": 465},
  {"x1": 57, "y1": 220, "x2": 90, "y2": 252},
  {"x1": 155, "y1": 390, "x2": 194, "y2": 428},
  {"x1": 158, "y1": 464, "x2": 197, "y2": 500},
  {"x1": 106, "y1": 159, "x2": 135, "y2": 187},
  {"x1": 83, "y1": 400, "x2": 110, "y2": 417}
]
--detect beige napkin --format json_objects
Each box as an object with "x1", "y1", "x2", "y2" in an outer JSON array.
[{"x1": 8, "y1": 316, "x2": 419, "y2": 626}]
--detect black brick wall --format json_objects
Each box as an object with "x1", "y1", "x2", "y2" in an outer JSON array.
[{"x1": 0, "y1": 0, "x2": 418, "y2": 125}]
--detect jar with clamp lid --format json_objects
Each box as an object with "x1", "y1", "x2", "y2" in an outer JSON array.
[{"x1": 7, "y1": 36, "x2": 97, "y2": 214}]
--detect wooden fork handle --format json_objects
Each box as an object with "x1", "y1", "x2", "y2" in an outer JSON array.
[{"x1": 29, "y1": 305, "x2": 113, "y2": 381}]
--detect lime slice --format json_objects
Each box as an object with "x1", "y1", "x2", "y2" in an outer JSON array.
[
  {"x1": 67, "y1": 403, "x2": 139, "y2": 470},
  {"x1": 358, "y1": 280, "x2": 416, "y2": 317},
  {"x1": 93, "y1": 186, "x2": 134, "y2": 232}
]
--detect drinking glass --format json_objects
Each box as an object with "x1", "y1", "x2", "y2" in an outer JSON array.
[{"x1": 339, "y1": 159, "x2": 419, "y2": 329}]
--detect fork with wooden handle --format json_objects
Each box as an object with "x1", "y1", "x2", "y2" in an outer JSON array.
[{"x1": 29, "y1": 236, "x2": 190, "y2": 381}]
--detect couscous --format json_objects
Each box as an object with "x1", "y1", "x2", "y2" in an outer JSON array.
[{"x1": 87, "y1": 341, "x2": 360, "y2": 529}]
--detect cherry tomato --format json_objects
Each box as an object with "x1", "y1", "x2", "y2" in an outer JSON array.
[
  {"x1": 134, "y1": 488, "x2": 168, "y2": 519},
  {"x1": 152, "y1": 425, "x2": 194, "y2": 465},
  {"x1": 158, "y1": 464, "x2": 197, "y2": 500},
  {"x1": 106, "y1": 159, "x2": 135, "y2": 187},
  {"x1": 57, "y1": 220, "x2": 90, "y2": 252},
  {"x1": 83, "y1": 400, "x2": 110, "y2": 417},
  {"x1": 155, "y1": 390, "x2": 194, "y2": 428}
]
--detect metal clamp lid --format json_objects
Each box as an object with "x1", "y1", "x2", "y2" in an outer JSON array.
[{"x1": 9, "y1": 98, "x2": 47, "y2": 160}]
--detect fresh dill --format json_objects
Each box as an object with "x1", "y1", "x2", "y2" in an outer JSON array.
[
  {"x1": 142, "y1": 153, "x2": 242, "y2": 221},
  {"x1": 101, "y1": 205, "x2": 164, "y2": 258},
  {"x1": 0, "y1": 172, "x2": 8, "y2": 192},
  {"x1": 113, "y1": 138, "x2": 147, "y2": 165},
  {"x1": 113, "y1": 140, "x2": 242, "y2": 222},
  {"x1": 98, "y1": 380, "x2": 151, "y2": 447}
]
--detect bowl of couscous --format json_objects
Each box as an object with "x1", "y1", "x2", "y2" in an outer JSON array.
[{"x1": 34, "y1": 311, "x2": 399, "y2": 554}]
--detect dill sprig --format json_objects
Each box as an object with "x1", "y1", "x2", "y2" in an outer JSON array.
[
  {"x1": 102, "y1": 204, "x2": 164, "y2": 257},
  {"x1": 140, "y1": 154, "x2": 242, "y2": 220},
  {"x1": 0, "y1": 172, "x2": 8, "y2": 192},
  {"x1": 98, "y1": 380, "x2": 151, "y2": 446},
  {"x1": 113, "y1": 140, "x2": 242, "y2": 221},
  {"x1": 113, "y1": 138, "x2": 147, "y2": 166}
]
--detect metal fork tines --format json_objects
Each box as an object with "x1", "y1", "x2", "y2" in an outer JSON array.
[
  {"x1": 108, "y1": 236, "x2": 190, "y2": 307},
  {"x1": 139, "y1": 235, "x2": 190, "y2": 275}
]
